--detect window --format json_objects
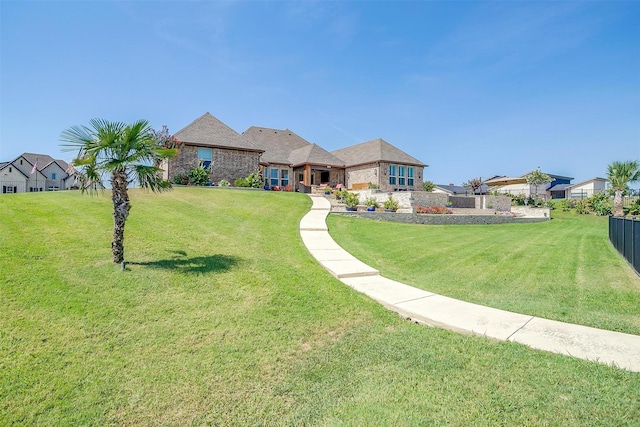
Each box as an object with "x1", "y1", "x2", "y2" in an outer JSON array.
[
  {"x1": 398, "y1": 166, "x2": 406, "y2": 186},
  {"x1": 197, "y1": 148, "x2": 213, "y2": 169},
  {"x1": 270, "y1": 168, "x2": 279, "y2": 186},
  {"x1": 389, "y1": 164, "x2": 397, "y2": 185},
  {"x1": 407, "y1": 167, "x2": 414, "y2": 186},
  {"x1": 280, "y1": 169, "x2": 289, "y2": 186},
  {"x1": 52, "y1": 173, "x2": 57, "y2": 180}
]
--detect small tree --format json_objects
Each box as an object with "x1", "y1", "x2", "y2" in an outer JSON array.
[
  {"x1": 61, "y1": 119, "x2": 178, "y2": 264},
  {"x1": 526, "y1": 168, "x2": 551, "y2": 198},
  {"x1": 607, "y1": 160, "x2": 640, "y2": 217},
  {"x1": 462, "y1": 177, "x2": 482, "y2": 194},
  {"x1": 422, "y1": 180, "x2": 435, "y2": 192}
]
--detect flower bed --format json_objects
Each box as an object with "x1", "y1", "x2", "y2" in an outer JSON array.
[{"x1": 415, "y1": 205, "x2": 453, "y2": 214}]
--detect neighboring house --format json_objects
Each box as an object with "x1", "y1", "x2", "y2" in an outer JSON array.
[
  {"x1": 485, "y1": 171, "x2": 573, "y2": 198},
  {"x1": 162, "y1": 113, "x2": 264, "y2": 184},
  {"x1": 0, "y1": 153, "x2": 76, "y2": 194},
  {"x1": 331, "y1": 138, "x2": 426, "y2": 192},
  {"x1": 433, "y1": 184, "x2": 469, "y2": 195},
  {"x1": 563, "y1": 177, "x2": 608, "y2": 199},
  {"x1": 243, "y1": 126, "x2": 345, "y2": 191},
  {"x1": 164, "y1": 113, "x2": 427, "y2": 192}
]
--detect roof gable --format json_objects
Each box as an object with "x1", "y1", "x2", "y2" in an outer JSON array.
[
  {"x1": 243, "y1": 126, "x2": 311, "y2": 164},
  {"x1": 332, "y1": 138, "x2": 426, "y2": 168},
  {"x1": 435, "y1": 184, "x2": 467, "y2": 194},
  {"x1": 566, "y1": 177, "x2": 607, "y2": 189},
  {"x1": 174, "y1": 113, "x2": 262, "y2": 152},
  {"x1": 288, "y1": 144, "x2": 345, "y2": 167},
  {"x1": 0, "y1": 161, "x2": 29, "y2": 178}
]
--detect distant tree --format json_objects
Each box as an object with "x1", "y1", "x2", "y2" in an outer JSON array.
[
  {"x1": 462, "y1": 177, "x2": 482, "y2": 194},
  {"x1": 61, "y1": 119, "x2": 178, "y2": 264},
  {"x1": 607, "y1": 160, "x2": 640, "y2": 217},
  {"x1": 152, "y1": 124, "x2": 183, "y2": 149},
  {"x1": 526, "y1": 168, "x2": 551, "y2": 198},
  {"x1": 422, "y1": 180, "x2": 435, "y2": 192}
]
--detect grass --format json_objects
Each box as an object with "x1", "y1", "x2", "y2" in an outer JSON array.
[
  {"x1": 1, "y1": 188, "x2": 639, "y2": 426},
  {"x1": 328, "y1": 210, "x2": 640, "y2": 335}
]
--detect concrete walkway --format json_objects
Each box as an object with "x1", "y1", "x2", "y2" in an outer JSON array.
[{"x1": 300, "y1": 194, "x2": 640, "y2": 373}]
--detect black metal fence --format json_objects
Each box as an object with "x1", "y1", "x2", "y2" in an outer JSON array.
[{"x1": 609, "y1": 216, "x2": 640, "y2": 275}]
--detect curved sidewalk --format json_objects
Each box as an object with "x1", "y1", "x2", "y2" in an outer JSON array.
[{"x1": 300, "y1": 194, "x2": 640, "y2": 372}]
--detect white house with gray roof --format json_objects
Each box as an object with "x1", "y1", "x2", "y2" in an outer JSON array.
[{"x1": 0, "y1": 153, "x2": 77, "y2": 194}]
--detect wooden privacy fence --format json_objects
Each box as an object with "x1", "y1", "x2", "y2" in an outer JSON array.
[{"x1": 609, "y1": 216, "x2": 640, "y2": 275}]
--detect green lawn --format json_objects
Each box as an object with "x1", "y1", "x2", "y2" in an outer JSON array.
[
  {"x1": 1, "y1": 188, "x2": 639, "y2": 426},
  {"x1": 328, "y1": 210, "x2": 640, "y2": 336}
]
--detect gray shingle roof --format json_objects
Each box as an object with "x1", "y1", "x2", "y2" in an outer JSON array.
[
  {"x1": 242, "y1": 126, "x2": 311, "y2": 164},
  {"x1": 288, "y1": 144, "x2": 345, "y2": 168},
  {"x1": 548, "y1": 183, "x2": 570, "y2": 192},
  {"x1": 331, "y1": 138, "x2": 426, "y2": 168},
  {"x1": 436, "y1": 184, "x2": 468, "y2": 195},
  {"x1": 174, "y1": 113, "x2": 262, "y2": 152}
]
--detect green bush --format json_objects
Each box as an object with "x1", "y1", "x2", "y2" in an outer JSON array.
[
  {"x1": 624, "y1": 198, "x2": 640, "y2": 216},
  {"x1": 246, "y1": 172, "x2": 262, "y2": 189},
  {"x1": 588, "y1": 193, "x2": 613, "y2": 216},
  {"x1": 557, "y1": 199, "x2": 576, "y2": 212},
  {"x1": 574, "y1": 199, "x2": 591, "y2": 215},
  {"x1": 218, "y1": 179, "x2": 230, "y2": 187},
  {"x1": 173, "y1": 173, "x2": 189, "y2": 185},
  {"x1": 343, "y1": 192, "x2": 360, "y2": 208},
  {"x1": 365, "y1": 197, "x2": 380, "y2": 208},
  {"x1": 188, "y1": 166, "x2": 210, "y2": 186},
  {"x1": 422, "y1": 180, "x2": 435, "y2": 192},
  {"x1": 383, "y1": 195, "x2": 399, "y2": 211},
  {"x1": 234, "y1": 177, "x2": 249, "y2": 187}
]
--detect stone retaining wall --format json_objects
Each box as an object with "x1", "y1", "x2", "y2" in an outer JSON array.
[{"x1": 331, "y1": 211, "x2": 548, "y2": 225}]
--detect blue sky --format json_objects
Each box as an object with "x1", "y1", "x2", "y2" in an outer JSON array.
[{"x1": 1, "y1": 0, "x2": 639, "y2": 186}]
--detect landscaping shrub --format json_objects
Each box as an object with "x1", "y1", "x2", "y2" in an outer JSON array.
[
  {"x1": 234, "y1": 177, "x2": 249, "y2": 187},
  {"x1": 588, "y1": 193, "x2": 613, "y2": 216},
  {"x1": 245, "y1": 172, "x2": 262, "y2": 188},
  {"x1": 173, "y1": 173, "x2": 189, "y2": 185},
  {"x1": 574, "y1": 199, "x2": 591, "y2": 215},
  {"x1": 507, "y1": 193, "x2": 526, "y2": 206},
  {"x1": 218, "y1": 179, "x2": 230, "y2": 187},
  {"x1": 343, "y1": 192, "x2": 360, "y2": 208},
  {"x1": 415, "y1": 205, "x2": 453, "y2": 214},
  {"x1": 188, "y1": 166, "x2": 210, "y2": 186},
  {"x1": 624, "y1": 198, "x2": 640, "y2": 216},
  {"x1": 556, "y1": 198, "x2": 576, "y2": 212},
  {"x1": 383, "y1": 195, "x2": 399, "y2": 211}
]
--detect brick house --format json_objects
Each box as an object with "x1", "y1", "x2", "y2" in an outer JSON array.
[
  {"x1": 331, "y1": 138, "x2": 427, "y2": 191},
  {"x1": 164, "y1": 113, "x2": 427, "y2": 191},
  {"x1": 242, "y1": 126, "x2": 345, "y2": 191},
  {"x1": 161, "y1": 113, "x2": 263, "y2": 184}
]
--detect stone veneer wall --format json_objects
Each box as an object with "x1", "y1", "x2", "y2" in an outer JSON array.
[
  {"x1": 411, "y1": 192, "x2": 449, "y2": 207},
  {"x1": 332, "y1": 211, "x2": 549, "y2": 224},
  {"x1": 167, "y1": 146, "x2": 261, "y2": 184}
]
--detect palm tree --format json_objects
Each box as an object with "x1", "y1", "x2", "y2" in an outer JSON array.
[
  {"x1": 61, "y1": 119, "x2": 178, "y2": 263},
  {"x1": 607, "y1": 160, "x2": 640, "y2": 217}
]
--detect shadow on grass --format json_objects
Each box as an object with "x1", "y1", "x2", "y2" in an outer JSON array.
[{"x1": 129, "y1": 251, "x2": 241, "y2": 274}]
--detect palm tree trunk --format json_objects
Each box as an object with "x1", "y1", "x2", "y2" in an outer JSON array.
[
  {"x1": 613, "y1": 190, "x2": 624, "y2": 217},
  {"x1": 111, "y1": 171, "x2": 130, "y2": 263}
]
